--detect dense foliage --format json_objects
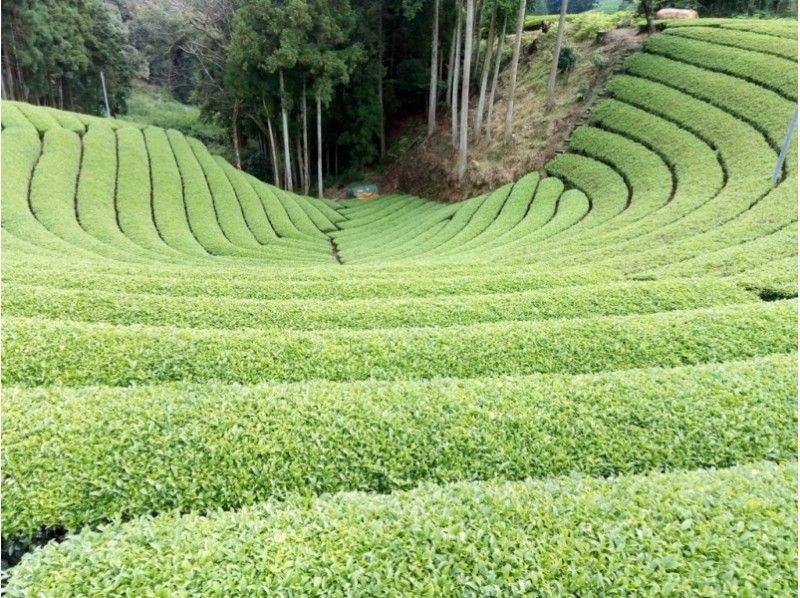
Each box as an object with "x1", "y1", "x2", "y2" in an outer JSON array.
[
  {"x1": 1, "y1": 0, "x2": 133, "y2": 114},
  {"x1": 6, "y1": 463, "x2": 797, "y2": 594}
]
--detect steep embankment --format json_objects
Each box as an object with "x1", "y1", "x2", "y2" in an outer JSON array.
[{"x1": 381, "y1": 19, "x2": 643, "y2": 201}]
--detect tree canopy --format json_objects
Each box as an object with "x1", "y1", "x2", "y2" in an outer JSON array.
[{"x1": 2, "y1": 0, "x2": 133, "y2": 113}]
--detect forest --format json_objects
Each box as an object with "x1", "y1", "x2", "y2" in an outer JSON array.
[{"x1": 3, "y1": 0, "x2": 794, "y2": 196}]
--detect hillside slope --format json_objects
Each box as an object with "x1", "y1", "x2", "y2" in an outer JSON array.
[
  {"x1": 2, "y1": 19, "x2": 798, "y2": 593},
  {"x1": 382, "y1": 21, "x2": 643, "y2": 201}
]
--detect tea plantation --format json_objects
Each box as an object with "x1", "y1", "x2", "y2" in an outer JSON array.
[{"x1": 2, "y1": 19, "x2": 797, "y2": 594}]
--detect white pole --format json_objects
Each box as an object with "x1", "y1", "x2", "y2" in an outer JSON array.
[
  {"x1": 100, "y1": 70, "x2": 111, "y2": 117},
  {"x1": 772, "y1": 106, "x2": 797, "y2": 186}
]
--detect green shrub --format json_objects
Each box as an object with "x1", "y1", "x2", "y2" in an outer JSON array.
[
  {"x1": 558, "y1": 45, "x2": 579, "y2": 75},
  {"x1": 143, "y1": 126, "x2": 209, "y2": 256},
  {"x1": 7, "y1": 462, "x2": 796, "y2": 595},
  {"x1": 1, "y1": 278, "x2": 758, "y2": 331},
  {"x1": 3, "y1": 300, "x2": 796, "y2": 387},
  {"x1": 644, "y1": 34, "x2": 797, "y2": 99},
  {"x1": 3, "y1": 355, "x2": 794, "y2": 541},
  {"x1": 570, "y1": 11, "x2": 632, "y2": 41},
  {"x1": 0, "y1": 126, "x2": 91, "y2": 258}
]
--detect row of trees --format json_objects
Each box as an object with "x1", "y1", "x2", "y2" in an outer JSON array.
[
  {"x1": 208, "y1": 0, "x2": 574, "y2": 191},
  {"x1": 223, "y1": 0, "x2": 364, "y2": 196},
  {"x1": 425, "y1": 0, "x2": 571, "y2": 182},
  {"x1": 158, "y1": 0, "x2": 441, "y2": 195}
]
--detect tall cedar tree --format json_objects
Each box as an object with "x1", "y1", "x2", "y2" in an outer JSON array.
[
  {"x1": 503, "y1": 0, "x2": 526, "y2": 141},
  {"x1": 427, "y1": 0, "x2": 440, "y2": 136},
  {"x1": 456, "y1": 0, "x2": 475, "y2": 182},
  {"x1": 545, "y1": 0, "x2": 569, "y2": 112}
]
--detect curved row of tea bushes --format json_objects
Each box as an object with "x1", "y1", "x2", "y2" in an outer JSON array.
[
  {"x1": 348, "y1": 202, "x2": 462, "y2": 262},
  {"x1": 0, "y1": 263, "x2": 618, "y2": 300},
  {"x1": 26, "y1": 129, "x2": 139, "y2": 264},
  {"x1": 665, "y1": 18, "x2": 798, "y2": 39},
  {"x1": 653, "y1": 224, "x2": 797, "y2": 280},
  {"x1": 7, "y1": 461, "x2": 795, "y2": 596},
  {"x1": 545, "y1": 153, "x2": 628, "y2": 232},
  {"x1": 3, "y1": 300, "x2": 795, "y2": 387},
  {"x1": 116, "y1": 126, "x2": 183, "y2": 257},
  {"x1": 564, "y1": 125, "x2": 672, "y2": 225},
  {"x1": 624, "y1": 53, "x2": 793, "y2": 147},
  {"x1": 77, "y1": 125, "x2": 164, "y2": 261},
  {"x1": 452, "y1": 173, "x2": 540, "y2": 252},
  {"x1": 461, "y1": 176, "x2": 564, "y2": 254},
  {"x1": 4, "y1": 355, "x2": 795, "y2": 542},
  {"x1": 14, "y1": 101, "x2": 61, "y2": 132},
  {"x1": 144, "y1": 127, "x2": 210, "y2": 257},
  {"x1": 166, "y1": 129, "x2": 270, "y2": 258},
  {"x1": 665, "y1": 26, "x2": 797, "y2": 60},
  {"x1": 644, "y1": 33, "x2": 796, "y2": 99},
  {"x1": 1, "y1": 127, "x2": 99, "y2": 259},
  {"x1": 1, "y1": 278, "x2": 758, "y2": 331}
]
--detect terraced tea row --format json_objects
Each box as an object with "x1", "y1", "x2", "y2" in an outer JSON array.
[
  {"x1": 7, "y1": 462, "x2": 795, "y2": 595},
  {"x1": 4, "y1": 355, "x2": 795, "y2": 542},
  {"x1": 5, "y1": 300, "x2": 795, "y2": 387},
  {"x1": 1, "y1": 278, "x2": 759, "y2": 331}
]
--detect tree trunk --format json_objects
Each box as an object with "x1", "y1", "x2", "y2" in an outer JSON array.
[
  {"x1": 474, "y1": 9, "x2": 495, "y2": 138},
  {"x1": 485, "y1": 15, "x2": 506, "y2": 140},
  {"x1": 377, "y1": 2, "x2": 386, "y2": 158},
  {"x1": 546, "y1": 0, "x2": 569, "y2": 112},
  {"x1": 438, "y1": 44, "x2": 445, "y2": 100},
  {"x1": 643, "y1": 0, "x2": 654, "y2": 34},
  {"x1": 266, "y1": 110, "x2": 282, "y2": 189},
  {"x1": 457, "y1": 0, "x2": 475, "y2": 183},
  {"x1": 316, "y1": 94, "x2": 323, "y2": 198},
  {"x1": 302, "y1": 82, "x2": 310, "y2": 195},
  {"x1": 1, "y1": 40, "x2": 15, "y2": 100},
  {"x1": 503, "y1": 0, "x2": 526, "y2": 141},
  {"x1": 427, "y1": 0, "x2": 440, "y2": 137},
  {"x1": 232, "y1": 98, "x2": 243, "y2": 170},
  {"x1": 65, "y1": 79, "x2": 73, "y2": 111},
  {"x1": 445, "y1": 26, "x2": 456, "y2": 107},
  {"x1": 451, "y1": 0, "x2": 462, "y2": 148},
  {"x1": 295, "y1": 134, "x2": 305, "y2": 194},
  {"x1": 279, "y1": 70, "x2": 294, "y2": 191},
  {"x1": 470, "y1": 0, "x2": 483, "y2": 82},
  {"x1": 16, "y1": 55, "x2": 28, "y2": 102}
]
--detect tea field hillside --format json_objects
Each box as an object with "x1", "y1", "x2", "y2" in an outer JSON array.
[{"x1": 2, "y1": 19, "x2": 798, "y2": 594}]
